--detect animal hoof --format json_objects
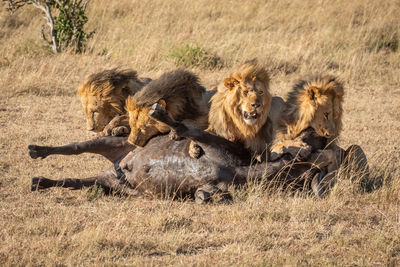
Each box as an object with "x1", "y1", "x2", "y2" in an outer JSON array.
[
  {"x1": 344, "y1": 145, "x2": 369, "y2": 177},
  {"x1": 195, "y1": 189, "x2": 211, "y2": 204},
  {"x1": 149, "y1": 103, "x2": 165, "y2": 117},
  {"x1": 311, "y1": 172, "x2": 324, "y2": 198},
  {"x1": 28, "y1": 145, "x2": 47, "y2": 159},
  {"x1": 31, "y1": 177, "x2": 44, "y2": 191}
]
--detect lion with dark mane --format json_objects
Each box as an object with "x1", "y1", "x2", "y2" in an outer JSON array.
[
  {"x1": 190, "y1": 60, "x2": 273, "y2": 159},
  {"x1": 78, "y1": 69, "x2": 151, "y2": 136},
  {"x1": 126, "y1": 69, "x2": 209, "y2": 146}
]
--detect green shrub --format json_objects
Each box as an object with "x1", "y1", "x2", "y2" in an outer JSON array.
[
  {"x1": 3, "y1": 0, "x2": 94, "y2": 53},
  {"x1": 52, "y1": 0, "x2": 94, "y2": 53},
  {"x1": 169, "y1": 44, "x2": 224, "y2": 69},
  {"x1": 86, "y1": 184, "x2": 104, "y2": 202}
]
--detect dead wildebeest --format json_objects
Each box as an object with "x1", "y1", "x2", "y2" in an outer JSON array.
[{"x1": 28, "y1": 104, "x2": 368, "y2": 202}]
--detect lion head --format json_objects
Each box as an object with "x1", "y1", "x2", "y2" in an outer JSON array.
[
  {"x1": 278, "y1": 75, "x2": 344, "y2": 143},
  {"x1": 208, "y1": 60, "x2": 272, "y2": 154},
  {"x1": 77, "y1": 69, "x2": 143, "y2": 132},
  {"x1": 126, "y1": 69, "x2": 207, "y2": 146},
  {"x1": 126, "y1": 97, "x2": 169, "y2": 146}
]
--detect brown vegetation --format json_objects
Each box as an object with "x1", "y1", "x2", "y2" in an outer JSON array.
[{"x1": 0, "y1": 0, "x2": 399, "y2": 265}]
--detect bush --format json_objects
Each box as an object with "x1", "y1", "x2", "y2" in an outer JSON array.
[
  {"x1": 169, "y1": 44, "x2": 224, "y2": 70},
  {"x1": 52, "y1": 0, "x2": 94, "y2": 53},
  {"x1": 3, "y1": 0, "x2": 94, "y2": 53}
]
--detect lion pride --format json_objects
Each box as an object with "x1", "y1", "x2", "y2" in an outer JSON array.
[
  {"x1": 78, "y1": 69, "x2": 151, "y2": 136},
  {"x1": 190, "y1": 60, "x2": 273, "y2": 159},
  {"x1": 271, "y1": 75, "x2": 344, "y2": 159}
]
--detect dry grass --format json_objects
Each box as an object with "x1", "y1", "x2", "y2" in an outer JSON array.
[{"x1": 0, "y1": 0, "x2": 399, "y2": 265}]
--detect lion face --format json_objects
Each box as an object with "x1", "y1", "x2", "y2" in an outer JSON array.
[
  {"x1": 224, "y1": 77, "x2": 271, "y2": 127},
  {"x1": 303, "y1": 81, "x2": 343, "y2": 140},
  {"x1": 310, "y1": 95, "x2": 337, "y2": 138},
  {"x1": 127, "y1": 99, "x2": 169, "y2": 146},
  {"x1": 80, "y1": 94, "x2": 118, "y2": 132}
]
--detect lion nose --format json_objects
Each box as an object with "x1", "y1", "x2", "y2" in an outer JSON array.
[{"x1": 251, "y1": 103, "x2": 260, "y2": 108}]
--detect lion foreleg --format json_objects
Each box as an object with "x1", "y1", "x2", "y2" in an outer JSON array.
[
  {"x1": 270, "y1": 139, "x2": 312, "y2": 161},
  {"x1": 101, "y1": 115, "x2": 130, "y2": 137}
]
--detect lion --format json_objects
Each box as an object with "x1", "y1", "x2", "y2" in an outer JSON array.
[
  {"x1": 269, "y1": 76, "x2": 370, "y2": 197},
  {"x1": 78, "y1": 69, "x2": 151, "y2": 137},
  {"x1": 125, "y1": 69, "x2": 209, "y2": 146},
  {"x1": 270, "y1": 75, "x2": 344, "y2": 161},
  {"x1": 189, "y1": 60, "x2": 273, "y2": 159}
]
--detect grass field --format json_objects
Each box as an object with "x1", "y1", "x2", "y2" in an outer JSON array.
[{"x1": 1, "y1": 0, "x2": 399, "y2": 265}]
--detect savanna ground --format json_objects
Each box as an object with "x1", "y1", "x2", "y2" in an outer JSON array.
[{"x1": 0, "y1": 0, "x2": 400, "y2": 265}]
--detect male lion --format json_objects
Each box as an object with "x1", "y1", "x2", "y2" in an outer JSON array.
[
  {"x1": 190, "y1": 60, "x2": 273, "y2": 159},
  {"x1": 271, "y1": 75, "x2": 344, "y2": 159},
  {"x1": 270, "y1": 76, "x2": 369, "y2": 197},
  {"x1": 125, "y1": 69, "x2": 209, "y2": 146},
  {"x1": 78, "y1": 69, "x2": 151, "y2": 137}
]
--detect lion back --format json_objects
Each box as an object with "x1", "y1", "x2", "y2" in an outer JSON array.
[{"x1": 78, "y1": 69, "x2": 147, "y2": 99}]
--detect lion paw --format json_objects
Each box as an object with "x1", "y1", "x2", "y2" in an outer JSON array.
[
  {"x1": 168, "y1": 130, "x2": 183, "y2": 141},
  {"x1": 271, "y1": 140, "x2": 312, "y2": 161},
  {"x1": 283, "y1": 144, "x2": 312, "y2": 160},
  {"x1": 189, "y1": 141, "x2": 203, "y2": 158},
  {"x1": 111, "y1": 126, "x2": 130, "y2": 137},
  {"x1": 101, "y1": 126, "x2": 113, "y2": 136},
  {"x1": 270, "y1": 144, "x2": 285, "y2": 161}
]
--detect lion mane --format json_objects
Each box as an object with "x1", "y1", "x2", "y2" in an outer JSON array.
[
  {"x1": 126, "y1": 69, "x2": 209, "y2": 146},
  {"x1": 77, "y1": 69, "x2": 151, "y2": 133},
  {"x1": 274, "y1": 75, "x2": 344, "y2": 146},
  {"x1": 207, "y1": 60, "x2": 273, "y2": 155}
]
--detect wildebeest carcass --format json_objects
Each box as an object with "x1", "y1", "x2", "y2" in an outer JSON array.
[{"x1": 28, "y1": 104, "x2": 368, "y2": 202}]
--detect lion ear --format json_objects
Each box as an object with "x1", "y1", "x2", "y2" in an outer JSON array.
[
  {"x1": 224, "y1": 77, "x2": 238, "y2": 90},
  {"x1": 157, "y1": 99, "x2": 167, "y2": 109},
  {"x1": 307, "y1": 86, "x2": 320, "y2": 101}
]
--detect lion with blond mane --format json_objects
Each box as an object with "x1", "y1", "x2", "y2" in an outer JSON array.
[
  {"x1": 271, "y1": 75, "x2": 344, "y2": 160},
  {"x1": 78, "y1": 69, "x2": 151, "y2": 137},
  {"x1": 190, "y1": 60, "x2": 273, "y2": 159},
  {"x1": 270, "y1": 75, "x2": 371, "y2": 196}
]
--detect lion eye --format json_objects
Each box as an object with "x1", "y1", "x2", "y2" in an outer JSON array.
[
  {"x1": 243, "y1": 90, "x2": 249, "y2": 96},
  {"x1": 258, "y1": 90, "x2": 264, "y2": 95}
]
